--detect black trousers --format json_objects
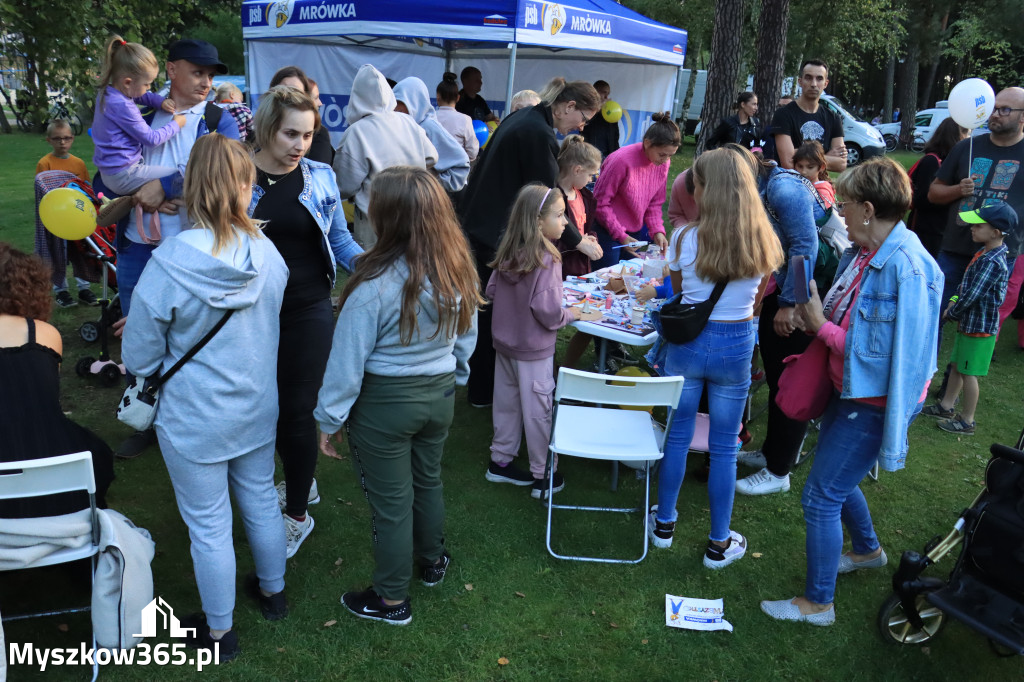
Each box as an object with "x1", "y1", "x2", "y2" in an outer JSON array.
[
  {"x1": 758, "y1": 291, "x2": 812, "y2": 477},
  {"x1": 467, "y1": 237, "x2": 496, "y2": 406},
  {"x1": 278, "y1": 296, "x2": 334, "y2": 517}
]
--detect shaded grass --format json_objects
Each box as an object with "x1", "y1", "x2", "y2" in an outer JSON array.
[{"x1": 2, "y1": 131, "x2": 1023, "y2": 680}]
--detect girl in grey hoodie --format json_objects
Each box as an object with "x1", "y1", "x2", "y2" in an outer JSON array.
[
  {"x1": 316, "y1": 167, "x2": 481, "y2": 625},
  {"x1": 122, "y1": 135, "x2": 289, "y2": 659}
]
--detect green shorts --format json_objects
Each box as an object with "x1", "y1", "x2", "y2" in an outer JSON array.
[{"x1": 950, "y1": 332, "x2": 996, "y2": 376}]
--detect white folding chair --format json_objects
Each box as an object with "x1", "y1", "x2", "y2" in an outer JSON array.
[
  {"x1": 545, "y1": 368, "x2": 684, "y2": 564},
  {"x1": 0, "y1": 451, "x2": 100, "y2": 681}
]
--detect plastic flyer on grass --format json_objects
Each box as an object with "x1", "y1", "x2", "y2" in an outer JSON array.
[{"x1": 665, "y1": 595, "x2": 733, "y2": 632}]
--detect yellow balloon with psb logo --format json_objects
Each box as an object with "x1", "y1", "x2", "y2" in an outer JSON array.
[
  {"x1": 612, "y1": 366, "x2": 652, "y2": 412},
  {"x1": 40, "y1": 188, "x2": 97, "y2": 241},
  {"x1": 602, "y1": 100, "x2": 623, "y2": 123}
]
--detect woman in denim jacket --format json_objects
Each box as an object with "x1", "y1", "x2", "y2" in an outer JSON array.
[
  {"x1": 249, "y1": 87, "x2": 362, "y2": 559},
  {"x1": 761, "y1": 158, "x2": 942, "y2": 627},
  {"x1": 735, "y1": 148, "x2": 826, "y2": 497}
]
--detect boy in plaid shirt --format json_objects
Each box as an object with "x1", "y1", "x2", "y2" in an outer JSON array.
[{"x1": 924, "y1": 202, "x2": 1016, "y2": 435}]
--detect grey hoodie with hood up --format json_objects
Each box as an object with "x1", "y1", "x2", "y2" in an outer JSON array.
[
  {"x1": 393, "y1": 77, "x2": 471, "y2": 192},
  {"x1": 334, "y1": 65, "x2": 438, "y2": 213},
  {"x1": 122, "y1": 228, "x2": 288, "y2": 463}
]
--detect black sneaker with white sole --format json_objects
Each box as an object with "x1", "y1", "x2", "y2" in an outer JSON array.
[
  {"x1": 77, "y1": 288, "x2": 99, "y2": 306},
  {"x1": 420, "y1": 551, "x2": 451, "y2": 587},
  {"x1": 341, "y1": 587, "x2": 412, "y2": 625},
  {"x1": 485, "y1": 461, "x2": 534, "y2": 486},
  {"x1": 531, "y1": 472, "x2": 565, "y2": 499},
  {"x1": 55, "y1": 290, "x2": 77, "y2": 308}
]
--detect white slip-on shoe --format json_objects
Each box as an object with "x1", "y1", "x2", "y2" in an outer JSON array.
[
  {"x1": 736, "y1": 467, "x2": 790, "y2": 496},
  {"x1": 837, "y1": 548, "x2": 887, "y2": 574},
  {"x1": 760, "y1": 598, "x2": 835, "y2": 626}
]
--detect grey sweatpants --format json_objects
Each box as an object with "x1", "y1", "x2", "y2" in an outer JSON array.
[{"x1": 159, "y1": 433, "x2": 286, "y2": 631}]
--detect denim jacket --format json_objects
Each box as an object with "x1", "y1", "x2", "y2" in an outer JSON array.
[
  {"x1": 248, "y1": 158, "x2": 362, "y2": 285},
  {"x1": 837, "y1": 221, "x2": 944, "y2": 471},
  {"x1": 760, "y1": 166, "x2": 825, "y2": 306}
]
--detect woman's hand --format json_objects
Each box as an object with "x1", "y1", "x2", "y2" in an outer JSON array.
[
  {"x1": 319, "y1": 429, "x2": 345, "y2": 460},
  {"x1": 795, "y1": 280, "x2": 827, "y2": 334},
  {"x1": 652, "y1": 232, "x2": 669, "y2": 250},
  {"x1": 577, "y1": 235, "x2": 603, "y2": 261},
  {"x1": 569, "y1": 306, "x2": 583, "y2": 320}
]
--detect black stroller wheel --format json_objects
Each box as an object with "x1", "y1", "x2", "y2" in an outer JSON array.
[
  {"x1": 80, "y1": 321, "x2": 100, "y2": 343},
  {"x1": 76, "y1": 357, "x2": 96, "y2": 377},
  {"x1": 878, "y1": 593, "x2": 946, "y2": 645},
  {"x1": 99, "y1": 364, "x2": 122, "y2": 387}
]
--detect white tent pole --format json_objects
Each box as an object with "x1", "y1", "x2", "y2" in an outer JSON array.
[{"x1": 504, "y1": 42, "x2": 518, "y2": 117}]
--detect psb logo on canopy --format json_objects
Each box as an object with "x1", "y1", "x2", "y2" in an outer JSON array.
[
  {"x1": 267, "y1": 0, "x2": 294, "y2": 28},
  {"x1": 544, "y1": 4, "x2": 566, "y2": 35}
]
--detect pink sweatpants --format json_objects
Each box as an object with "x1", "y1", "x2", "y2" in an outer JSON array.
[
  {"x1": 997, "y1": 256, "x2": 1024, "y2": 348},
  {"x1": 490, "y1": 353, "x2": 557, "y2": 478}
]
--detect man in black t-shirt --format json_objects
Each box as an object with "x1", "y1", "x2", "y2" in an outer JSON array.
[
  {"x1": 928, "y1": 86, "x2": 1024, "y2": 347},
  {"x1": 455, "y1": 66, "x2": 498, "y2": 123},
  {"x1": 770, "y1": 59, "x2": 847, "y2": 172}
]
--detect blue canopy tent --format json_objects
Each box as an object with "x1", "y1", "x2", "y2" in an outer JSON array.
[{"x1": 241, "y1": 0, "x2": 687, "y2": 145}]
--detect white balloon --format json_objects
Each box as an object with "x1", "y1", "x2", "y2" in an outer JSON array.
[{"x1": 948, "y1": 78, "x2": 995, "y2": 130}]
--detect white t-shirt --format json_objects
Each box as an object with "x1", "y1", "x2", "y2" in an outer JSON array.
[
  {"x1": 667, "y1": 225, "x2": 762, "y2": 321},
  {"x1": 125, "y1": 101, "x2": 205, "y2": 244}
]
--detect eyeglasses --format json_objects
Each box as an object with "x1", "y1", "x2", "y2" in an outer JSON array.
[
  {"x1": 578, "y1": 108, "x2": 591, "y2": 127},
  {"x1": 48, "y1": 136, "x2": 73, "y2": 143},
  {"x1": 992, "y1": 107, "x2": 1024, "y2": 117},
  {"x1": 836, "y1": 200, "x2": 860, "y2": 212}
]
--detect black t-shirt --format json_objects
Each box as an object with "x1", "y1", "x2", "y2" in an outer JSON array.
[
  {"x1": 936, "y1": 135, "x2": 1024, "y2": 258},
  {"x1": 770, "y1": 101, "x2": 843, "y2": 155},
  {"x1": 254, "y1": 167, "x2": 331, "y2": 309},
  {"x1": 307, "y1": 126, "x2": 335, "y2": 166},
  {"x1": 456, "y1": 90, "x2": 491, "y2": 121}
]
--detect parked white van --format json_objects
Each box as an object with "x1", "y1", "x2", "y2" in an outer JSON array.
[{"x1": 819, "y1": 95, "x2": 886, "y2": 165}]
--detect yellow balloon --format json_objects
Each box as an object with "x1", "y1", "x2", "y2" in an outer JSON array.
[
  {"x1": 482, "y1": 120, "x2": 499, "y2": 149},
  {"x1": 343, "y1": 198, "x2": 356, "y2": 225},
  {"x1": 611, "y1": 366, "x2": 652, "y2": 412},
  {"x1": 602, "y1": 100, "x2": 623, "y2": 123},
  {"x1": 40, "y1": 188, "x2": 97, "y2": 240}
]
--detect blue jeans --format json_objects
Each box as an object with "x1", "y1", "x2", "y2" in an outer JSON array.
[
  {"x1": 655, "y1": 319, "x2": 755, "y2": 543},
  {"x1": 802, "y1": 396, "x2": 922, "y2": 604},
  {"x1": 936, "y1": 250, "x2": 971, "y2": 350},
  {"x1": 592, "y1": 224, "x2": 651, "y2": 271},
  {"x1": 116, "y1": 239, "x2": 158, "y2": 318}
]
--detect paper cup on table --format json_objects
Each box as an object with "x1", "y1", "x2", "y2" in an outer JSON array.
[{"x1": 631, "y1": 306, "x2": 645, "y2": 325}]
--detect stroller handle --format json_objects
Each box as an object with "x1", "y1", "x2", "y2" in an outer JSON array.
[{"x1": 990, "y1": 443, "x2": 1024, "y2": 466}]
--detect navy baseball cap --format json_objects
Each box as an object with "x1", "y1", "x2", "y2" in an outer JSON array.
[
  {"x1": 167, "y1": 39, "x2": 228, "y2": 74},
  {"x1": 959, "y1": 202, "x2": 1019, "y2": 238}
]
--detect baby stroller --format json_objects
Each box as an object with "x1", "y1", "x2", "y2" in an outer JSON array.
[
  {"x1": 878, "y1": 427, "x2": 1024, "y2": 655},
  {"x1": 33, "y1": 171, "x2": 125, "y2": 386}
]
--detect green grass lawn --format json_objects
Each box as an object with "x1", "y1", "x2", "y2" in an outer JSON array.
[{"x1": 2, "y1": 131, "x2": 1023, "y2": 680}]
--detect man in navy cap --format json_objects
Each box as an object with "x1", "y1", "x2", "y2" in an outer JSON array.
[
  {"x1": 111, "y1": 39, "x2": 240, "y2": 460},
  {"x1": 924, "y1": 201, "x2": 1016, "y2": 436}
]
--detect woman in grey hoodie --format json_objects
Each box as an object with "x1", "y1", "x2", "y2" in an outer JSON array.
[
  {"x1": 316, "y1": 167, "x2": 482, "y2": 625},
  {"x1": 122, "y1": 135, "x2": 290, "y2": 660},
  {"x1": 393, "y1": 76, "x2": 471, "y2": 193}
]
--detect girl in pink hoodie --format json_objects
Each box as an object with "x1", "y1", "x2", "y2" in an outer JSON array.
[{"x1": 485, "y1": 185, "x2": 582, "y2": 499}]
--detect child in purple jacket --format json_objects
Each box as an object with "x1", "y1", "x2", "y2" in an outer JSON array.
[
  {"x1": 485, "y1": 184, "x2": 582, "y2": 499},
  {"x1": 92, "y1": 36, "x2": 186, "y2": 240}
]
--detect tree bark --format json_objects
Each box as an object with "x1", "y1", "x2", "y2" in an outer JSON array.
[
  {"x1": 897, "y1": 36, "x2": 921, "y2": 144},
  {"x1": 883, "y1": 56, "x2": 895, "y2": 123},
  {"x1": 752, "y1": 0, "x2": 790, "y2": 136},
  {"x1": 696, "y1": 0, "x2": 746, "y2": 156}
]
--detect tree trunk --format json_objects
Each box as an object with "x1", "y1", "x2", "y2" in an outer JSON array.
[
  {"x1": 696, "y1": 0, "x2": 746, "y2": 156},
  {"x1": 897, "y1": 37, "x2": 921, "y2": 145},
  {"x1": 0, "y1": 85, "x2": 13, "y2": 134},
  {"x1": 883, "y1": 56, "x2": 895, "y2": 123},
  {"x1": 681, "y1": 36, "x2": 702, "y2": 135},
  {"x1": 752, "y1": 0, "x2": 790, "y2": 136},
  {"x1": 919, "y1": 12, "x2": 949, "y2": 109}
]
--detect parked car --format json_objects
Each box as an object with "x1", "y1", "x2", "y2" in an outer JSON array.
[
  {"x1": 875, "y1": 107, "x2": 951, "y2": 152},
  {"x1": 819, "y1": 95, "x2": 886, "y2": 165}
]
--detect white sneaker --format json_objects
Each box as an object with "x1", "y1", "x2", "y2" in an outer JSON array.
[
  {"x1": 276, "y1": 478, "x2": 320, "y2": 511},
  {"x1": 703, "y1": 530, "x2": 747, "y2": 569},
  {"x1": 736, "y1": 467, "x2": 790, "y2": 496},
  {"x1": 283, "y1": 513, "x2": 315, "y2": 559},
  {"x1": 736, "y1": 450, "x2": 767, "y2": 469}
]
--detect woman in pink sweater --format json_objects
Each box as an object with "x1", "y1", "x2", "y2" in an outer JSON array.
[{"x1": 592, "y1": 113, "x2": 680, "y2": 269}]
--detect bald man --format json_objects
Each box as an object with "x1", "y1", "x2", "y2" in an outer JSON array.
[{"x1": 929, "y1": 86, "x2": 1024, "y2": 347}]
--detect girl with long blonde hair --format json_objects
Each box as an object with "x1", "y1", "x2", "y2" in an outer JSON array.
[
  {"x1": 650, "y1": 148, "x2": 783, "y2": 568},
  {"x1": 315, "y1": 167, "x2": 482, "y2": 625},
  {"x1": 484, "y1": 184, "x2": 582, "y2": 498},
  {"x1": 122, "y1": 133, "x2": 291, "y2": 660}
]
